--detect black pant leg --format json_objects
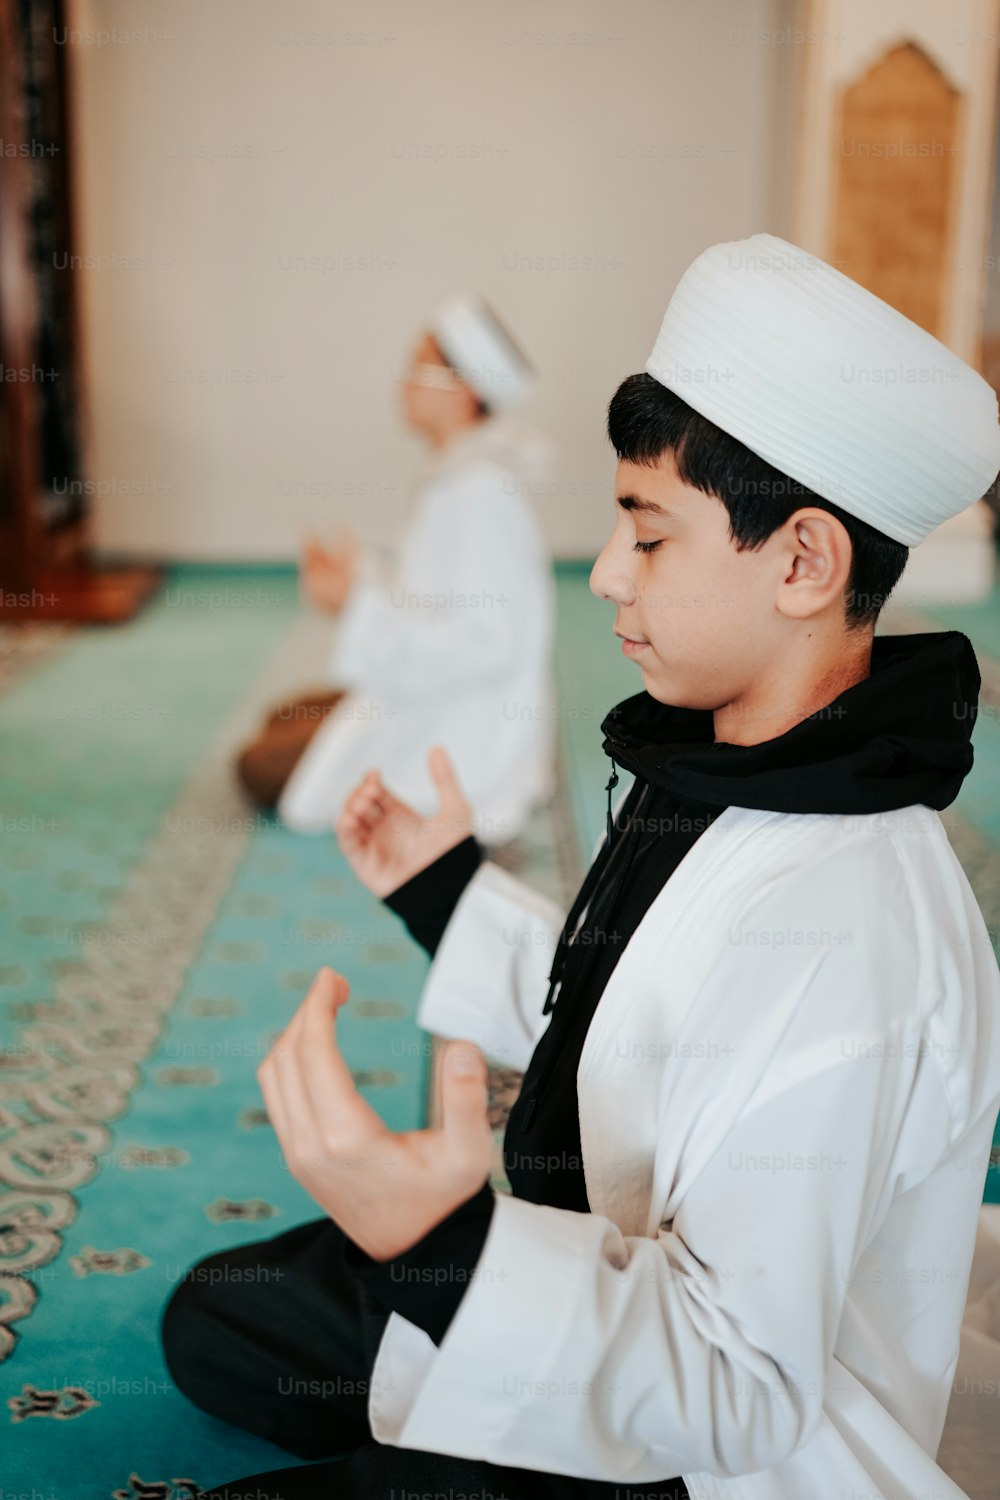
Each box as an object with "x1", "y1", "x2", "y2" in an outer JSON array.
[
  {"x1": 161, "y1": 1215, "x2": 391, "y2": 1460},
  {"x1": 166, "y1": 1220, "x2": 690, "y2": 1499},
  {"x1": 197, "y1": 1448, "x2": 564, "y2": 1500},
  {"x1": 197, "y1": 1447, "x2": 691, "y2": 1500}
]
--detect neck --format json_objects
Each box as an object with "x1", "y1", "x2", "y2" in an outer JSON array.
[
  {"x1": 424, "y1": 410, "x2": 483, "y2": 451},
  {"x1": 712, "y1": 627, "x2": 874, "y2": 746}
]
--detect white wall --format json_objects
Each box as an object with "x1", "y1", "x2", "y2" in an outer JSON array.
[{"x1": 67, "y1": 0, "x2": 793, "y2": 560}]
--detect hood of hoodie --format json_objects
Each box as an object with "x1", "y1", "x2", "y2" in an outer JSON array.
[{"x1": 599, "y1": 630, "x2": 981, "y2": 816}]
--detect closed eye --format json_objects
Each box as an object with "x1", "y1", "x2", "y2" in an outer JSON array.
[{"x1": 632, "y1": 539, "x2": 662, "y2": 553}]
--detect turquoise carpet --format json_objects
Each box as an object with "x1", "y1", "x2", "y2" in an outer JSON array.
[
  {"x1": 0, "y1": 570, "x2": 436, "y2": 1497},
  {"x1": 1, "y1": 563, "x2": 1000, "y2": 1499}
]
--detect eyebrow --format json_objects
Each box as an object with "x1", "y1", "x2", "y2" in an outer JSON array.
[{"x1": 616, "y1": 493, "x2": 677, "y2": 518}]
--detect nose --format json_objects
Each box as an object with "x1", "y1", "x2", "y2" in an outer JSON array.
[{"x1": 590, "y1": 531, "x2": 637, "y2": 606}]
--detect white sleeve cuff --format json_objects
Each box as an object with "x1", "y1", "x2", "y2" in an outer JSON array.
[{"x1": 416, "y1": 860, "x2": 563, "y2": 1071}]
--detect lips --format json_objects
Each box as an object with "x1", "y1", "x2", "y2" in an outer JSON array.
[{"x1": 616, "y1": 631, "x2": 650, "y2": 658}]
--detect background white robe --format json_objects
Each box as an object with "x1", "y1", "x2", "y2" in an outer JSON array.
[{"x1": 278, "y1": 416, "x2": 556, "y2": 844}]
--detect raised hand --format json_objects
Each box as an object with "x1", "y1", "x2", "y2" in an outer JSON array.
[
  {"x1": 335, "y1": 745, "x2": 475, "y2": 898},
  {"x1": 258, "y1": 967, "x2": 493, "y2": 1260},
  {"x1": 301, "y1": 530, "x2": 359, "y2": 616}
]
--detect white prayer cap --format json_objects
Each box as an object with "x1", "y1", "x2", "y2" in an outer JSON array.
[
  {"x1": 644, "y1": 233, "x2": 1000, "y2": 547},
  {"x1": 428, "y1": 294, "x2": 534, "y2": 412}
]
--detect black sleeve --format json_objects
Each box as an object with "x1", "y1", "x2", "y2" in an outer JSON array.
[
  {"x1": 340, "y1": 1182, "x2": 497, "y2": 1346},
  {"x1": 384, "y1": 835, "x2": 484, "y2": 958}
]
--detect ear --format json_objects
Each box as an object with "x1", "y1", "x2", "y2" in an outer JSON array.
[
  {"x1": 454, "y1": 380, "x2": 482, "y2": 422},
  {"x1": 779, "y1": 509, "x2": 853, "y2": 620}
]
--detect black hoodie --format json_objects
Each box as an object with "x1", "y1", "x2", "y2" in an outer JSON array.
[
  {"x1": 598, "y1": 628, "x2": 979, "y2": 816},
  {"x1": 343, "y1": 629, "x2": 981, "y2": 1380}
]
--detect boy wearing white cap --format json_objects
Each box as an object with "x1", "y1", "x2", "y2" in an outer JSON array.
[
  {"x1": 235, "y1": 294, "x2": 556, "y2": 847},
  {"x1": 169, "y1": 236, "x2": 1000, "y2": 1500}
]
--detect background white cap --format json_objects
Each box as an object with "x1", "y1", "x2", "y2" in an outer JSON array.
[{"x1": 429, "y1": 293, "x2": 535, "y2": 413}]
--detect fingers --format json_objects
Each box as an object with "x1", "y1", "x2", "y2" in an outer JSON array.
[
  {"x1": 261, "y1": 1020, "x2": 314, "y2": 1146},
  {"x1": 260, "y1": 971, "x2": 331, "y2": 1147},
  {"x1": 337, "y1": 766, "x2": 410, "y2": 837},
  {"x1": 260, "y1": 968, "x2": 378, "y2": 1183},
  {"x1": 258, "y1": 1030, "x2": 296, "y2": 1143},
  {"x1": 428, "y1": 744, "x2": 472, "y2": 819},
  {"x1": 441, "y1": 1039, "x2": 486, "y2": 1085},
  {"x1": 428, "y1": 743, "x2": 453, "y2": 785},
  {"x1": 336, "y1": 769, "x2": 388, "y2": 843},
  {"x1": 297, "y1": 967, "x2": 378, "y2": 1133}
]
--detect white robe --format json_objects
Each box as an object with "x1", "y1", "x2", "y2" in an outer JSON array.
[
  {"x1": 278, "y1": 416, "x2": 556, "y2": 844},
  {"x1": 364, "y1": 799, "x2": 1000, "y2": 1499}
]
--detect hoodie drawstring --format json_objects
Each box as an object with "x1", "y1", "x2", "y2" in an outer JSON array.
[
  {"x1": 522, "y1": 771, "x2": 652, "y2": 1132},
  {"x1": 541, "y1": 753, "x2": 623, "y2": 1018},
  {"x1": 605, "y1": 753, "x2": 620, "y2": 846}
]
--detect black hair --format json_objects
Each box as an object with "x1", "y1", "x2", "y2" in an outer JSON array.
[{"x1": 607, "y1": 374, "x2": 909, "y2": 630}]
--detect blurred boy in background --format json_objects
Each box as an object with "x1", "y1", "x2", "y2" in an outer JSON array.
[{"x1": 235, "y1": 294, "x2": 556, "y2": 847}]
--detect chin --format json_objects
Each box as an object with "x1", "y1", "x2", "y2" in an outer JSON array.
[
  {"x1": 642, "y1": 670, "x2": 713, "y2": 712},
  {"x1": 640, "y1": 670, "x2": 682, "y2": 707}
]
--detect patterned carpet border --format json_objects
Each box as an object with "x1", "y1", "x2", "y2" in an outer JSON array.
[{"x1": 0, "y1": 612, "x2": 326, "y2": 1361}]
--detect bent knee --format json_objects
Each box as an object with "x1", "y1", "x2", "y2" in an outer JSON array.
[
  {"x1": 161, "y1": 1253, "x2": 233, "y2": 1394},
  {"x1": 234, "y1": 739, "x2": 286, "y2": 808}
]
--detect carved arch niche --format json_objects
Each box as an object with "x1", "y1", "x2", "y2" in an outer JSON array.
[{"x1": 831, "y1": 41, "x2": 963, "y2": 338}]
